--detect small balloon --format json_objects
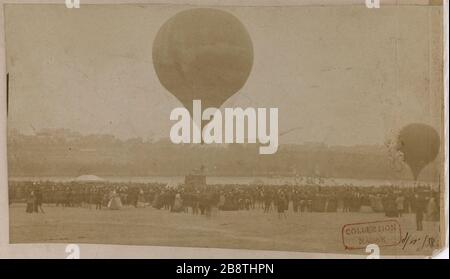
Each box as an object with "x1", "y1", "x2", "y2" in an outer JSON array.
[
  {"x1": 397, "y1": 123, "x2": 440, "y2": 181},
  {"x1": 152, "y1": 8, "x2": 254, "y2": 113}
]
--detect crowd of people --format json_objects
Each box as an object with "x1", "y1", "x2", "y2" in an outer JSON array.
[{"x1": 9, "y1": 180, "x2": 440, "y2": 231}]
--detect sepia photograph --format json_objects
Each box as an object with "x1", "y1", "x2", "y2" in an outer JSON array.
[{"x1": 1, "y1": 0, "x2": 448, "y2": 259}]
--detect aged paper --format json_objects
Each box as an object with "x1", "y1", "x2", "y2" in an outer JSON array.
[{"x1": 0, "y1": 0, "x2": 448, "y2": 258}]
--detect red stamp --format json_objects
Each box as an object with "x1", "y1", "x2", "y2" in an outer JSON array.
[{"x1": 342, "y1": 220, "x2": 402, "y2": 250}]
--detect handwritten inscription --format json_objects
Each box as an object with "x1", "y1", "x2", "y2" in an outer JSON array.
[{"x1": 401, "y1": 232, "x2": 439, "y2": 252}]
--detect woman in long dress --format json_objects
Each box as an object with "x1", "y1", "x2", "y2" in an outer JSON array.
[
  {"x1": 137, "y1": 189, "x2": 146, "y2": 208},
  {"x1": 172, "y1": 193, "x2": 184, "y2": 212},
  {"x1": 108, "y1": 190, "x2": 123, "y2": 210},
  {"x1": 26, "y1": 191, "x2": 36, "y2": 213}
]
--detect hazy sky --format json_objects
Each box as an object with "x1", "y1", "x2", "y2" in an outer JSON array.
[{"x1": 5, "y1": 4, "x2": 443, "y2": 145}]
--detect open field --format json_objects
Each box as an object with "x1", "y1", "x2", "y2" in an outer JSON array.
[{"x1": 9, "y1": 204, "x2": 441, "y2": 256}]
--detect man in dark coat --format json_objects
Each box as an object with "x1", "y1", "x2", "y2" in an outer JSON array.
[
  {"x1": 34, "y1": 188, "x2": 44, "y2": 213},
  {"x1": 413, "y1": 193, "x2": 427, "y2": 231}
]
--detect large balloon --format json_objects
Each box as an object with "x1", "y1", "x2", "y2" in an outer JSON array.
[
  {"x1": 152, "y1": 8, "x2": 254, "y2": 112},
  {"x1": 397, "y1": 123, "x2": 440, "y2": 180}
]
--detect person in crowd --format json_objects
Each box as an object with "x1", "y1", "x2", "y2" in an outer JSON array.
[
  {"x1": 413, "y1": 193, "x2": 427, "y2": 231},
  {"x1": 426, "y1": 191, "x2": 439, "y2": 222},
  {"x1": 34, "y1": 188, "x2": 45, "y2": 213},
  {"x1": 8, "y1": 180, "x2": 440, "y2": 221},
  {"x1": 395, "y1": 193, "x2": 405, "y2": 217},
  {"x1": 94, "y1": 188, "x2": 103, "y2": 210},
  {"x1": 26, "y1": 190, "x2": 36, "y2": 213},
  {"x1": 172, "y1": 192, "x2": 184, "y2": 212},
  {"x1": 276, "y1": 191, "x2": 288, "y2": 219}
]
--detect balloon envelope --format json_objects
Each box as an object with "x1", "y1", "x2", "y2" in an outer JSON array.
[
  {"x1": 152, "y1": 8, "x2": 254, "y2": 112},
  {"x1": 397, "y1": 123, "x2": 440, "y2": 180}
]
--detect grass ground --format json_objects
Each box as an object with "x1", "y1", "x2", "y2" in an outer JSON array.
[{"x1": 9, "y1": 203, "x2": 441, "y2": 257}]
